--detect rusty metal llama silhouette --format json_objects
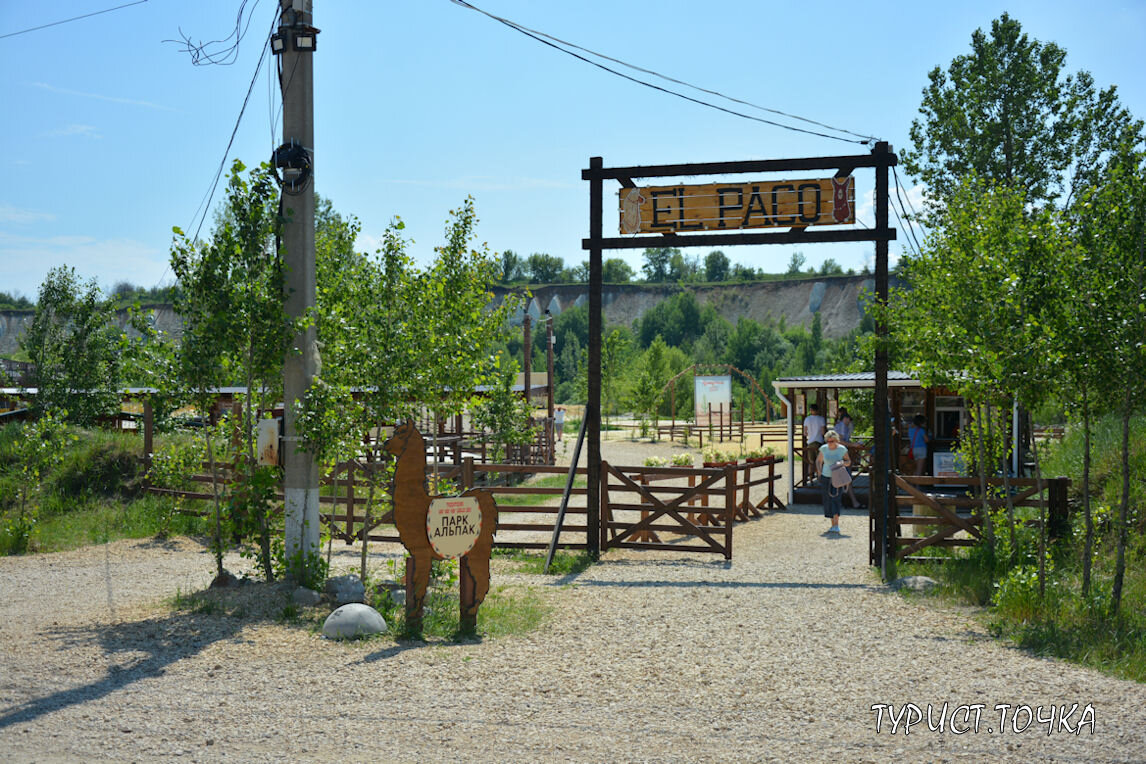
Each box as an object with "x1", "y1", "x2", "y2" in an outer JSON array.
[{"x1": 384, "y1": 420, "x2": 497, "y2": 633}]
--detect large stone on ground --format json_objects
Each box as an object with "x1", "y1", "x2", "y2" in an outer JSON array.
[
  {"x1": 325, "y1": 574, "x2": 365, "y2": 605},
  {"x1": 889, "y1": 575, "x2": 939, "y2": 593},
  {"x1": 323, "y1": 603, "x2": 386, "y2": 640},
  {"x1": 292, "y1": 586, "x2": 322, "y2": 606}
]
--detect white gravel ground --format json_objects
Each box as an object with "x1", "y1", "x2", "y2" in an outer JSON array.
[{"x1": 1, "y1": 435, "x2": 1143, "y2": 763}]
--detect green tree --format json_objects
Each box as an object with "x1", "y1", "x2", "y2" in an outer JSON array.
[
  {"x1": 729, "y1": 263, "x2": 759, "y2": 282},
  {"x1": 5, "y1": 411, "x2": 72, "y2": 552},
  {"x1": 1073, "y1": 144, "x2": 1146, "y2": 618},
  {"x1": 889, "y1": 175, "x2": 1073, "y2": 582},
  {"x1": 818, "y1": 258, "x2": 844, "y2": 276},
  {"x1": 904, "y1": 12, "x2": 1141, "y2": 212},
  {"x1": 170, "y1": 159, "x2": 292, "y2": 581},
  {"x1": 471, "y1": 356, "x2": 537, "y2": 462},
  {"x1": 704, "y1": 251, "x2": 730, "y2": 282},
  {"x1": 499, "y1": 249, "x2": 525, "y2": 284},
  {"x1": 785, "y1": 252, "x2": 806, "y2": 277},
  {"x1": 641, "y1": 247, "x2": 678, "y2": 282},
  {"x1": 525, "y1": 252, "x2": 565, "y2": 283},
  {"x1": 411, "y1": 198, "x2": 519, "y2": 469},
  {"x1": 22, "y1": 267, "x2": 123, "y2": 425},
  {"x1": 602, "y1": 258, "x2": 634, "y2": 283},
  {"x1": 562, "y1": 260, "x2": 590, "y2": 283}
]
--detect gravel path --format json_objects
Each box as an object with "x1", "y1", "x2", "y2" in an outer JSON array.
[{"x1": 1, "y1": 435, "x2": 1144, "y2": 762}]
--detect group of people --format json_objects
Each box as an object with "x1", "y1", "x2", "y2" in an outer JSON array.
[{"x1": 803, "y1": 404, "x2": 932, "y2": 535}]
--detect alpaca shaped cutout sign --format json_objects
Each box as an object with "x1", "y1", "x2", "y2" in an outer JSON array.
[{"x1": 383, "y1": 420, "x2": 498, "y2": 633}]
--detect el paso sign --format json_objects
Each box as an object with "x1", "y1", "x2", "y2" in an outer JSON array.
[{"x1": 619, "y1": 176, "x2": 855, "y2": 235}]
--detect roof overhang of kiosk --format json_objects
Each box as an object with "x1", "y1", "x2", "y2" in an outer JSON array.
[{"x1": 772, "y1": 372, "x2": 922, "y2": 392}]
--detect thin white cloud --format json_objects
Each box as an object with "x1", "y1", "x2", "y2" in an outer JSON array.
[
  {"x1": 31, "y1": 81, "x2": 176, "y2": 112},
  {"x1": 0, "y1": 203, "x2": 56, "y2": 224},
  {"x1": 381, "y1": 176, "x2": 575, "y2": 192},
  {"x1": 46, "y1": 124, "x2": 101, "y2": 139},
  {"x1": 0, "y1": 232, "x2": 169, "y2": 298}
]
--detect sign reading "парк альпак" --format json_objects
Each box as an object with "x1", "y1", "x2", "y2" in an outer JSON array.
[{"x1": 619, "y1": 176, "x2": 854, "y2": 234}]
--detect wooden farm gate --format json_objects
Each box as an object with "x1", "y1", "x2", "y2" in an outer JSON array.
[
  {"x1": 600, "y1": 458, "x2": 784, "y2": 560},
  {"x1": 871, "y1": 475, "x2": 1071, "y2": 564}
]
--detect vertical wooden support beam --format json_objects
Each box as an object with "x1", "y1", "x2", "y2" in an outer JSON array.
[
  {"x1": 345, "y1": 459, "x2": 355, "y2": 543},
  {"x1": 1049, "y1": 476, "x2": 1070, "y2": 539},
  {"x1": 723, "y1": 464, "x2": 735, "y2": 559},
  {"x1": 872, "y1": 140, "x2": 894, "y2": 581},
  {"x1": 462, "y1": 456, "x2": 475, "y2": 491},
  {"x1": 523, "y1": 313, "x2": 532, "y2": 408},
  {"x1": 587, "y1": 157, "x2": 603, "y2": 559},
  {"x1": 142, "y1": 400, "x2": 154, "y2": 482}
]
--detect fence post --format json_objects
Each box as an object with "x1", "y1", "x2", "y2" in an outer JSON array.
[
  {"x1": 599, "y1": 461, "x2": 611, "y2": 551},
  {"x1": 462, "y1": 457, "x2": 475, "y2": 490},
  {"x1": 722, "y1": 465, "x2": 735, "y2": 558},
  {"x1": 143, "y1": 400, "x2": 154, "y2": 482},
  {"x1": 1049, "y1": 476, "x2": 1070, "y2": 539},
  {"x1": 345, "y1": 459, "x2": 355, "y2": 543}
]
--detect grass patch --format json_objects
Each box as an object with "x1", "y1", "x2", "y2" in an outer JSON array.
[
  {"x1": 495, "y1": 474, "x2": 586, "y2": 507},
  {"x1": 4, "y1": 494, "x2": 212, "y2": 554},
  {"x1": 494, "y1": 548, "x2": 593, "y2": 576}
]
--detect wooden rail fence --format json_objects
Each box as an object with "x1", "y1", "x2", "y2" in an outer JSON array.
[
  {"x1": 147, "y1": 454, "x2": 786, "y2": 560},
  {"x1": 869, "y1": 475, "x2": 1071, "y2": 564}
]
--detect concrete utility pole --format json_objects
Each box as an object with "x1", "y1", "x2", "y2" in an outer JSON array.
[{"x1": 275, "y1": 0, "x2": 320, "y2": 577}]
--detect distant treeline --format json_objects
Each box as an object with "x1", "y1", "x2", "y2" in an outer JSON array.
[{"x1": 1, "y1": 283, "x2": 178, "y2": 311}]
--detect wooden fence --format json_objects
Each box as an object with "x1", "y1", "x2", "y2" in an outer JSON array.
[
  {"x1": 657, "y1": 419, "x2": 788, "y2": 451},
  {"x1": 147, "y1": 454, "x2": 786, "y2": 560},
  {"x1": 870, "y1": 475, "x2": 1071, "y2": 564}
]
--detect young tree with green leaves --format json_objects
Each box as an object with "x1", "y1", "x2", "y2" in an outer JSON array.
[
  {"x1": 169, "y1": 159, "x2": 292, "y2": 581},
  {"x1": 1074, "y1": 144, "x2": 1146, "y2": 618},
  {"x1": 22, "y1": 267, "x2": 123, "y2": 426},
  {"x1": 471, "y1": 357, "x2": 537, "y2": 462}
]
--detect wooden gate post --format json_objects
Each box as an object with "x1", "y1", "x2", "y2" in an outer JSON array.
[
  {"x1": 722, "y1": 465, "x2": 735, "y2": 559},
  {"x1": 1048, "y1": 476, "x2": 1070, "y2": 539},
  {"x1": 142, "y1": 400, "x2": 154, "y2": 481},
  {"x1": 345, "y1": 459, "x2": 355, "y2": 543},
  {"x1": 462, "y1": 456, "x2": 475, "y2": 490}
]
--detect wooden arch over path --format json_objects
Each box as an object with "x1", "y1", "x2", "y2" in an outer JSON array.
[
  {"x1": 582, "y1": 145, "x2": 901, "y2": 579},
  {"x1": 660, "y1": 363, "x2": 776, "y2": 424}
]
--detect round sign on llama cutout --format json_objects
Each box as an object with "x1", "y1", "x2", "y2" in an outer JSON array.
[{"x1": 426, "y1": 496, "x2": 482, "y2": 559}]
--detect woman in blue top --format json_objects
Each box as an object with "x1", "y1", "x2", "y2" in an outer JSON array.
[
  {"x1": 814, "y1": 429, "x2": 851, "y2": 534},
  {"x1": 908, "y1": 415, "x2": 930, "y2": 475}
]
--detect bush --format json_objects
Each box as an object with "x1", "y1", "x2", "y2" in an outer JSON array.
[{"x1": 48, "y1": 429, "x2": 144, "y2": 502}]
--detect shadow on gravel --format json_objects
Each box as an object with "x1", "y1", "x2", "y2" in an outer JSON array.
[
  {"x1": 577, "y1": 579, "x2": 873, "y2": 590},
  {"x1": 0, "y1": 583, "x2": 291, "y2": 730}
]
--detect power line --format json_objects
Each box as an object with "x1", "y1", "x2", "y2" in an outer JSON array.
[
  {"x1": 892, "y1": 168, "x2": 923, "y2": 255},
  {"x1": 887, "y1": 192, "x2": 919, "y2": 259},
  {"x1": 0, "y1": 0, "x2": 149, "y2": 41},
  {"x1": 449, "y1": 0, "x2": 876, "y2": 146},
  {"x1": 165, "y1": 0, "x2": 264, "y2": 66},
  {"x1": 188, "y1": 36, "x2": 273, "y2": 243}
]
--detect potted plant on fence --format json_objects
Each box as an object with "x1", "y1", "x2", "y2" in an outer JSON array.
[
  {"x1": 702, "y1": 446, "x2": 737, "y2": 468},
  {"x1": 744, "y1": 447, "x2": 776, "y2": 465}
]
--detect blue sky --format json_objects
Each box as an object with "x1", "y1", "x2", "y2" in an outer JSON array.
[{"x1": 2, "y1": 0, "x2": 1144, "y2": 300}]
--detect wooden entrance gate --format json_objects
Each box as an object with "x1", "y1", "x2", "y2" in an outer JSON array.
[{"x1": 600, "y1": 462, "x2": 742, "y2": 559}]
